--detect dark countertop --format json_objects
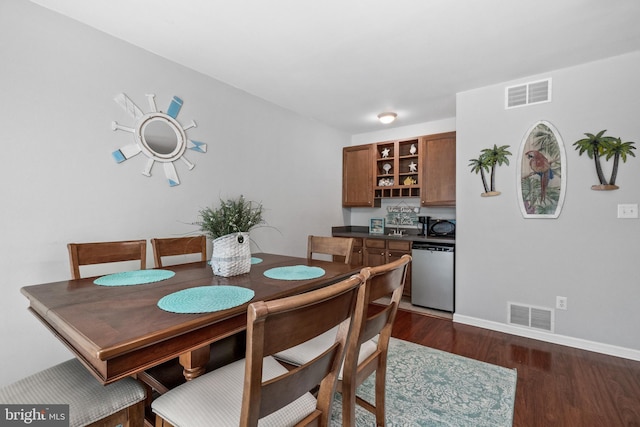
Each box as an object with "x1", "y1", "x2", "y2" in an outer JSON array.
[{"x1": 332, "y1": 226, "x2": 455, "y2": 245}]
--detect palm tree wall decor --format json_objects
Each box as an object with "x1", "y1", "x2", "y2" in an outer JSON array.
[
  {"x1": 573, "y1": 130, "x2": 636, "y2": 190},
  {"x1": 469, "y1": 144, "x2": 512, "y2": 197}
]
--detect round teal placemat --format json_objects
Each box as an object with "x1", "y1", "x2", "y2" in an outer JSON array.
[
  {"x1": 94, "y1": 269, "x2": 175, "y2": 286},
  {"x1": 157, "y1": 286, "x2": 255, "y2": 314},
  {"x1": 263, "y1": 265, "x2": 325, "y2": 281}
]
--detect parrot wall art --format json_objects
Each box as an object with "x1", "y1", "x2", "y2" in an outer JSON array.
[
  {"x1": 517, "y1": 121, "x2": 566, "y2": 218},
  {"x1": 524, "y1": 150, "x2": 552, "y2": 202}
]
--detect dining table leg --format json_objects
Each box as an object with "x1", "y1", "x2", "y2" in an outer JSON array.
[{"x1": 179, "y1": 345, "x2": 210, "y2": 381}]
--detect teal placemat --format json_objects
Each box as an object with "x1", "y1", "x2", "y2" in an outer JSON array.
[
  {"x1": 157, "y1": 286, "x2": 255, "y2": 314},
  {"x1": 264, "y1": 265, "x2": 325, "y2": 281},
  {"x1": 94, "y1": 269, "x2": 175, "y2": 286}
]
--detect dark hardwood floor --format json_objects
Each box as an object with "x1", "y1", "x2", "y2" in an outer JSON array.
[{"x1": 391, "y1": 309, "x2": 640, "y2": 427}]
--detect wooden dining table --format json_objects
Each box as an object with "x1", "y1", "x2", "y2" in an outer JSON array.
[{"x1": 20, "y1": 253, "x2": 360, "y2": 387}]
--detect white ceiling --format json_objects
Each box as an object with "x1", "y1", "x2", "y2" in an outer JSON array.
[{"x1": 29, "y1": 0, "x2": 640, "y2": 134}]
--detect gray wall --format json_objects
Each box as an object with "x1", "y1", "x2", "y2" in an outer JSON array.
[
  {"x1": 0, "y1": 0, "x2": 349, "y2": 387},
  {"x1": 348, "y1": 54, "x2": 640, "y2": 359},
  {"x1": 455, "y1": 52, "x2": 640, "y2": 354}
]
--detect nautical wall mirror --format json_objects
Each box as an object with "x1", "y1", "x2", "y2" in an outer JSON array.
[{"x1": 111, "y1": 93, "x2": 207, "y2": 186}]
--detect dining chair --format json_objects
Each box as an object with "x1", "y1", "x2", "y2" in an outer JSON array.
[
  {"x1": 8, "y1": 239, "x2": 152, "y2": 426},
  {"x1": 151, "y1": 235, "x2": 207, "y2": 267},
  {"x1": 67, "y1": 239, "x2": 147, "y2": 279},
  {"x1": 275, "y1": 254, "x2": 411, "y2": 426},
  {"x1": 0, "y1": 357, "x2": 146, "y2": 427},
  {"x1": 308, "y1": 235, "x2": 355, "y2": 264},
  {"x1": 140, "y1": 235, "x2": 208, "y2": 395},
  {"x1": 151, "y1": 270, "x2": 369, "y2": 427}
]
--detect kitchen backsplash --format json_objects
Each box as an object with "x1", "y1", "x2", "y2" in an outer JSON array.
[{"x1": 346, "y1": 198, "x2": 455, "y2": 230}]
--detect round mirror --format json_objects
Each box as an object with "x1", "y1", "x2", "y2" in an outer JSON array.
[
  {"x1": 143, "y1": 119, "x2": 179, "y2": 155},
  {"x1": 136, "y1": 113, "x2": 187, "y2": 162}
]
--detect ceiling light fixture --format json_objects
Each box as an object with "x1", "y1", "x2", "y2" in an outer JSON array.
[{"x1": 377, "y1": 112, "x2": 397, "y2": 124}]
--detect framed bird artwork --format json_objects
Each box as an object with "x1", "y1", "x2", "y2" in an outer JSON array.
[{"x1": 517, "y1": 120, "x2": 567, "y2": 218}]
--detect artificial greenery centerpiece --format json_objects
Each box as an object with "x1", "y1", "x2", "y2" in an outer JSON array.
[{"x1": 197, "y1": 195, "x2": 264, "y2": 240}]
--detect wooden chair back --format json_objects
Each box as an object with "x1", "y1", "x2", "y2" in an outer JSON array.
[
  {"x1": 341, "y1": 254, "x2": 411, "y2": 426},
  {"x1": 241, "y1": 271, "x2": 368, "y2": 426},
  {"x1": 151, "y1": 235, "x2": 207, "y2": 268},
  {"x1": 67, "y1": 240, "x2": 147, "y2": 279},
  {"x1": 307, "y1": 235, "x2": 355, "y2": 264}
]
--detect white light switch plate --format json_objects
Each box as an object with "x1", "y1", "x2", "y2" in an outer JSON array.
[{"x1": 617, "y1": 203, "x2": 638, "y2": 218}]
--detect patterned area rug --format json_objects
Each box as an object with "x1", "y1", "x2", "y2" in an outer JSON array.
[{"x1": 330, "y1": 337, "x2": 517, "y2": 426}]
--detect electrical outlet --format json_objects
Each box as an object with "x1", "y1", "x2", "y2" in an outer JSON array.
[
  {"x1": 556, "y1": 296, "x2": 567, "y2": 310},
  {"x1": 617, "y1": 204, "x2": 638, "y2": 218}
]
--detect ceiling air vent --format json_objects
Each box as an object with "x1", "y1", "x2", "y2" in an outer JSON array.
[
  {"x1": 505, "y1": 78, "x2": 552, "y2": 109},
  {"x1": 508, "y1": 302, "x2": 554, "y2": 332}
]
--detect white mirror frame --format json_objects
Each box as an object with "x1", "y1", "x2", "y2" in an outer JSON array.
[
  {"x1": 111, "y1": 93, "x2": 207, "y2": 187},
  {"x1": 137, "y1": 113, "x2": 187, "y2": 161}
]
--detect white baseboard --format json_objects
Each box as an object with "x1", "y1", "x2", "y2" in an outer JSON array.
[{"x1": 453, "y1": 314, "x2": 640, "y2": 362}]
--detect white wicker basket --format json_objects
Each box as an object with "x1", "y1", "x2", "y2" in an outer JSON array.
[{"x1": 210, "y1": 232, "x2": 251, "y2": 277}]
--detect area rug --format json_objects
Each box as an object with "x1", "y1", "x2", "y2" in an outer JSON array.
[{"x1": 330, "y1": 337, "x2": 517, "y2": 426}]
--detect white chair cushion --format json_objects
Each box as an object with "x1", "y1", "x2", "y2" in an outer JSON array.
[
  {"x1": 274, "y1": 327, "x2": 378, "y2": 379},
  {"x1": 152, "y1": 356, "x2": 318, "y2": 427},
  {"x1": 0, "y1": 358, "x2": 146, "y2": 427}
]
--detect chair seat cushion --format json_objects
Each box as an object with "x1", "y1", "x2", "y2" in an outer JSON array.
[
  {"x1": 152, "y1": 356, "x2": 317, "y2": 427},
  {"x1": 0, "y1": 358, "x2": 146, "y2": 427},
  {"x1": 274, "y1": 327, "x2": 378, "y2": 379}
]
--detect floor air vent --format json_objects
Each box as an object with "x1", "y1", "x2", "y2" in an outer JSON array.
[
  {"x1": 505, "y1": 78, "x2": 551, "y2": 109},
  {"x1": 508, "y1": 302, "x2": 554, "y2": 332}
]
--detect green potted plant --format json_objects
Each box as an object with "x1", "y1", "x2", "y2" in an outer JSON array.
[
  {"x1": 197, "y1": 195, "x2": 264, "y2": 276},
  {"x1": 573, "y1": 130, "x2": 636, "y2": 190},
  {"x1": 469, "y1": 144, "x2": 512, "y2": 196}
]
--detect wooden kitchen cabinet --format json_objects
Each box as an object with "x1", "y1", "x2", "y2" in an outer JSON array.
[
  {"x1": 420, "y1": 132, "x2": 456, "y2": 206},
  {"x1": 350, "y1": 238, "x2": 364, "y2": 266},
  {"x1": 332, "y1": 237, "x2": 364, "y2": 266},
  {"x1": 343, "y1": 132, "x2": 456, "y2": 207},
  {"x1": 363, "y1": 238, "x2": 387, "y2": 266},
  {"x1": 374, "y1": 138, "x2": 420, "y2": 202},
  {"x1": 363, "y1": 238, "x2": 412, "y2": 297},
  {"x1": 343, "y1": 145, "x2": 374, "y2": 207}
]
